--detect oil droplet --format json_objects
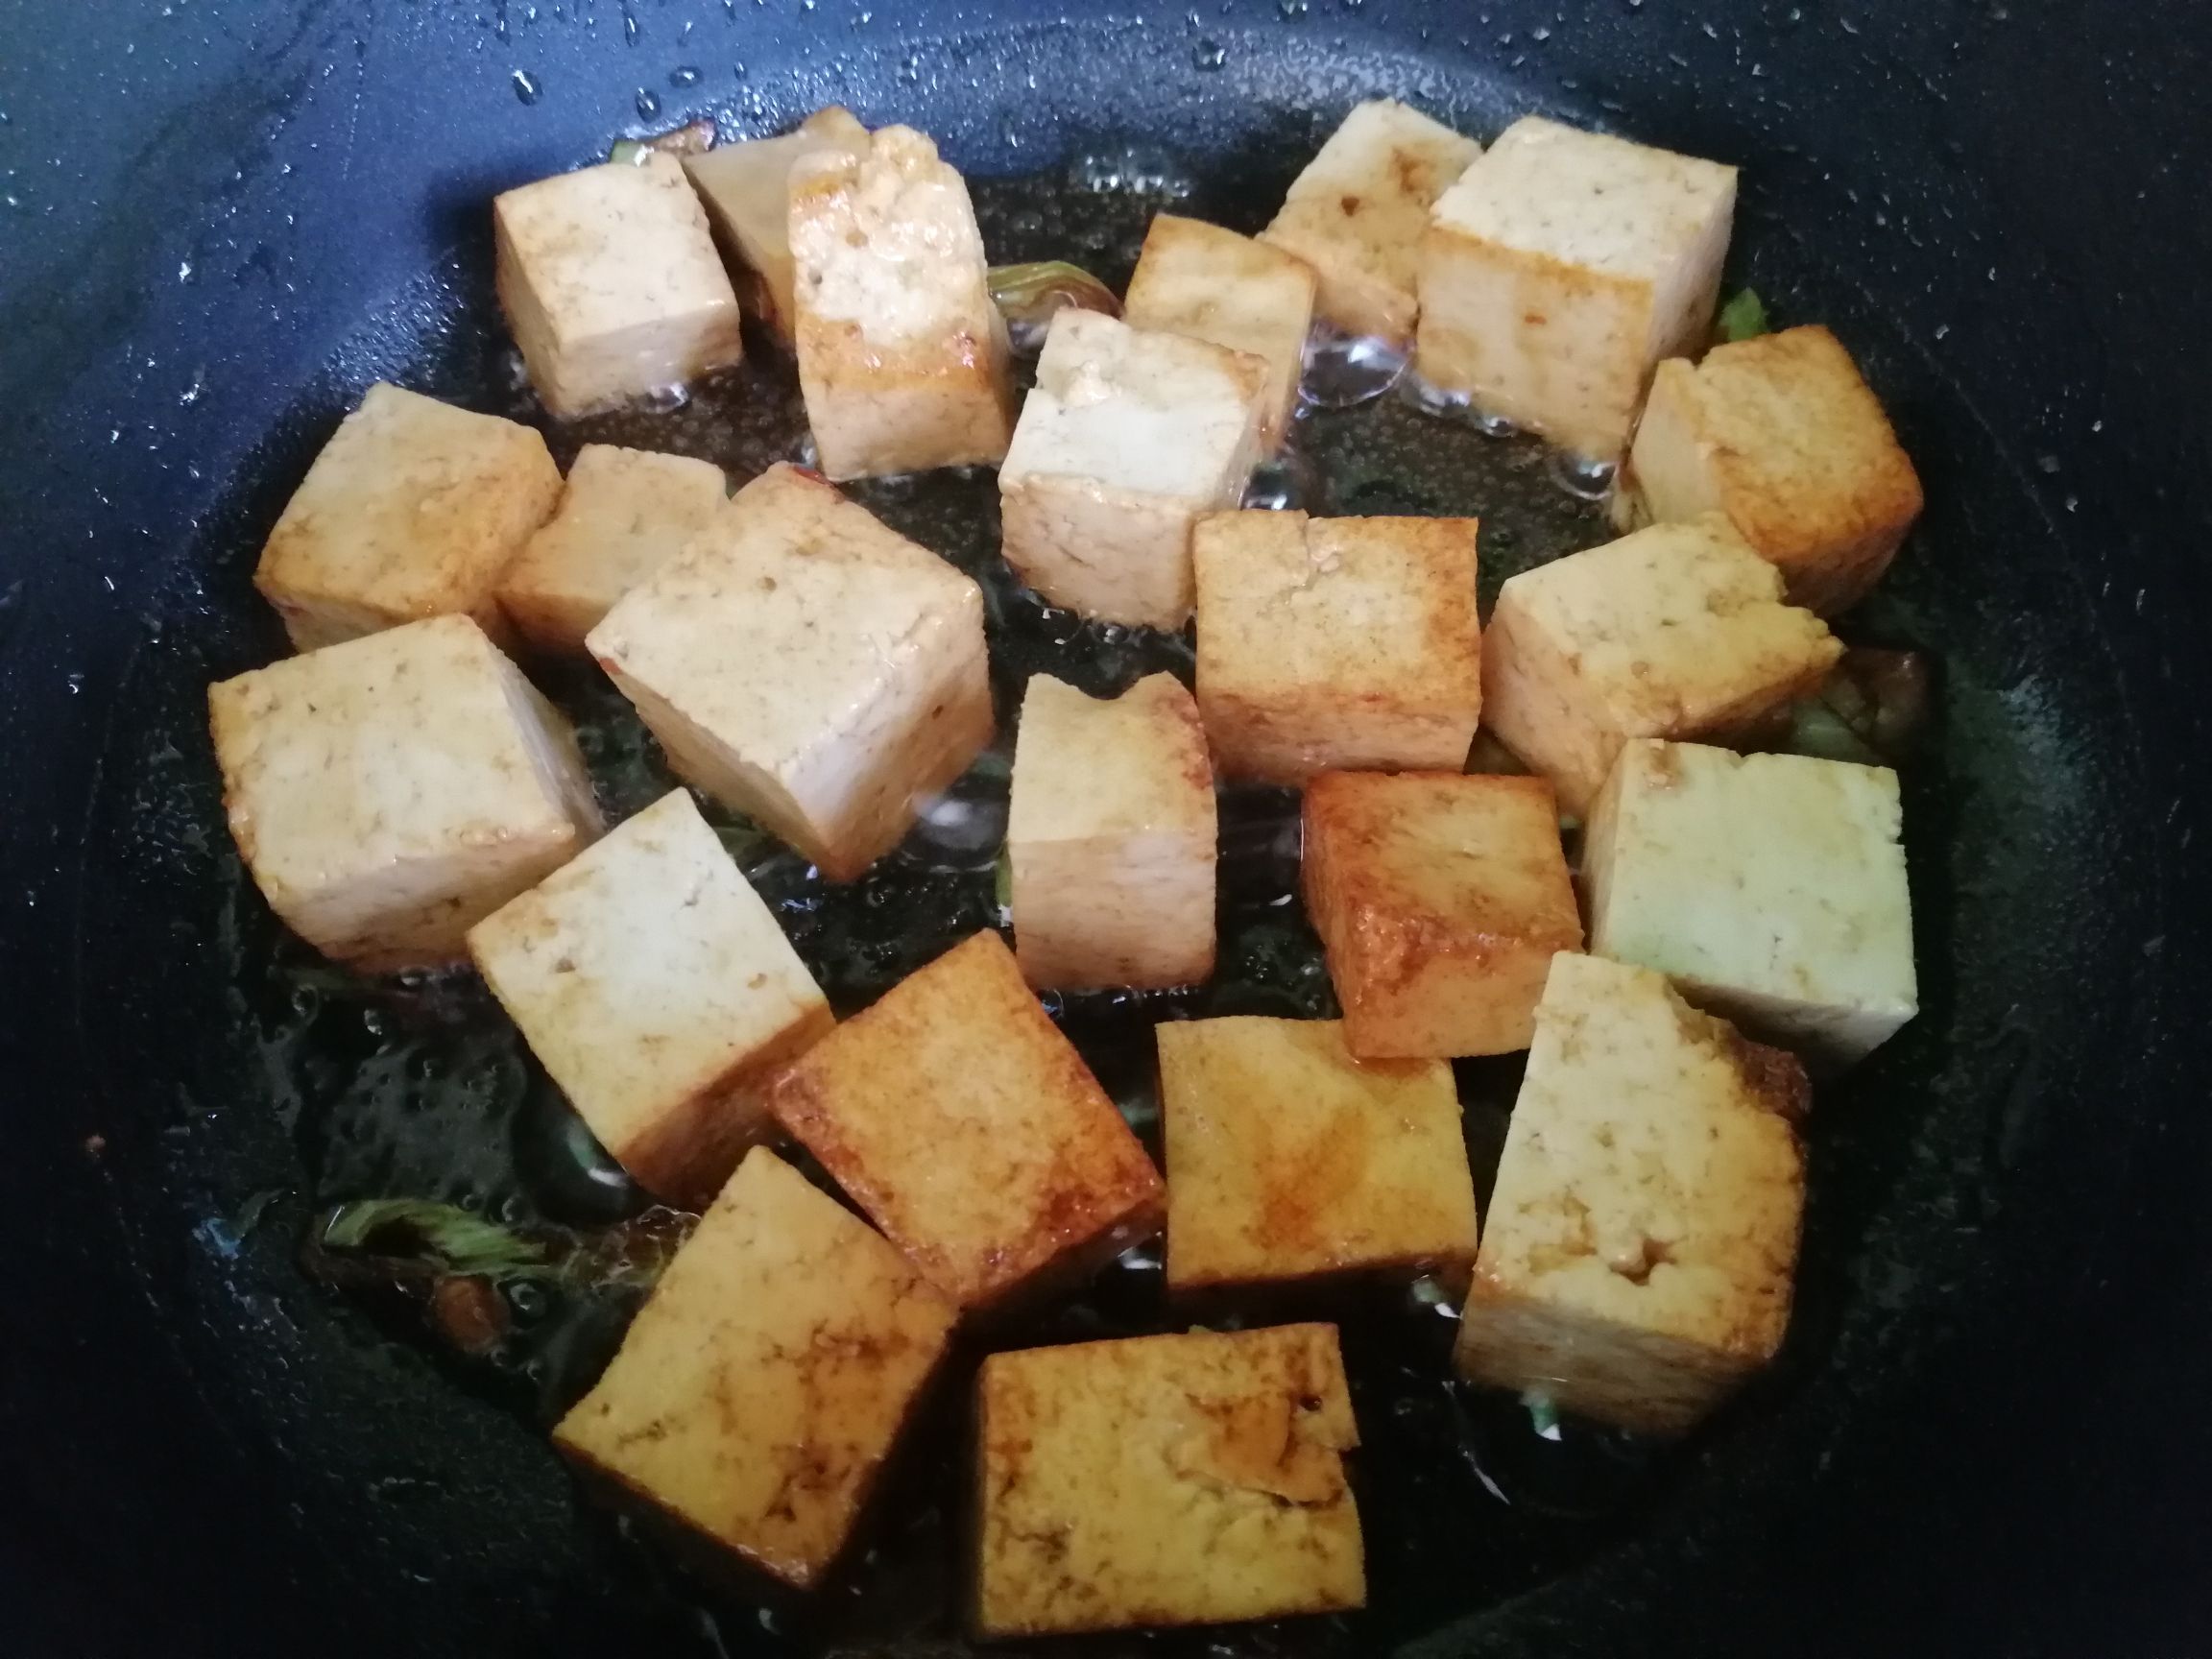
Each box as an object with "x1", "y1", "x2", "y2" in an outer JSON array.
[
  {"x1": 668, "y1": 64, "x2": 702, "y2": 87},
  {"x1": 634, "y1": 87, "x2": 661, "y2": 119},
  {"x1": 1300, "y1": 327, "x2": 1407, "y2": 409},
  {"x1": 1243, "y1": 450, "x2": 1321, "y2": 512},
  {"x1": 1400, "y1": 371, "x2": 1472, "y2": 419},
  {"x1": 622, "y1": 9, "x2": 639, "y2": 45},
  {"x1": 899, "y1": 53, "x2": 921, "y2": 83},
  {"x1": 511, "y1": 68, "x2": 542, "y2": 104},
  {"x1": 1548, "y1": 450, "x2": 1617, "y2": 501},
  {"x1": 637, "y1": 382, "x2": 688, "y2": 414},
  {"x1": 1472, "y1": 409, "x2": 1520, "y2": 439},
  {"x1": 1191, "y1": 36, "x2": 1228, "y2": 69}
]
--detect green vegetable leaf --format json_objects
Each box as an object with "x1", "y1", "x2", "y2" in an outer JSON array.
[
  {"x1": 319, "y1": 1198, "x2": 552, "y2": 1278},
  {"x1": 1717, "y1": 288, "x2": 1769, "y2": 344}
]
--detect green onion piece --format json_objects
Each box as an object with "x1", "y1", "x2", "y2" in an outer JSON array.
[
  {"x1": 1524, "y1": 1390, "x2": 1562, "y2": 1439},
  {"x1": 1717, "y1": 288, "x2": 1769, "y2": 343},
  {"x1": 994, "y1": 848, "x2": 1014, "y2": 916},
  {"x1": 320, "y1": 1198, "x2": 551, "y2": 1278},
  {"x1": 987, "y1": 261, "x2": 1121, "y2": 333}
]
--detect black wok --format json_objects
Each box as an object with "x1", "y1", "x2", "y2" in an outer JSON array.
[{"x1": 4, "y1": 1, "x2": 2210, "y2": 1654}]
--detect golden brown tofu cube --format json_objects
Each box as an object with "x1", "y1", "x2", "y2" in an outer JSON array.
[
  {"x1": 1623, "y1": 325, "x2": 1926, "y2": 613},
  {"x1": 1480, "y1": 515, "x2": 1842, "y2": 816},
  {"x1": 974, "y1": 1324, "x2": 1364, "y2": 1636},
  {"x1": 1303, "y1": 771, "x2": 1582, "y2": 1060},
  {"x1": 1455, "y1": 953, "x2": 1807, "y2": 1434},
  {"x1": 1193, "y1": 509, "x2": 1481, "y2": 782},
  {"x1": 765, "y1": 930, "x2": 1163, "y2": 1310},
  {"x1": 1158, "y1": 1017, "x2": 1479, "y2": 1296},
  {"x1": 682, "y1": 107, "x2": 871, "y2": 336},
  {"x1": 252, "y1": 383, "x2": 562, "y2": 652},
  {"x1": 555, "y1": 1146, "x2": 957, "y2": 1589},
  {"x1": 1007, "y1": 673, "x2": 1217, "y2": 991}
]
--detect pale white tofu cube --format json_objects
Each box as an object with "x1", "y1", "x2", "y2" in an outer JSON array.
[
  {"x1": 1261, "y1": 99, "x2": 1483, "y2": 346},
  {"x1": 1193, "y1": 509, "x2": 1481, "y2": 782},
  {"x1": 1585, "y1": 739, "x2": 1918, "y2": 1063},
  {"x1": 682, "y1": 107, "x2": 870, "y2": 336},
  {"x1": 998, "y1": 308, "x2": 1266, "y2": 630},
  {"x1": 1007, "y1": 673, "x2": 1216, "y2": 991},
  {"x1": 207, "y1": 614, "x2": 601, "y2": 972},
  {"x1": 467, "y1": 789, "x2": 831, "y2": 1208},
  {"x1": 1416, "y1": 115, "x2": 1737, "y2": 459},
  {"x1": 1623, "y1": 324, "x2": 1926, "y2": 613},
  {"x1": 493, "y1": 152, "x2": 746, "y2": 420},
  {"x1": 555, "y1": 1146, "x2": 958, "y2": 1591},
  {"x1": 1481, "y1": 515, "x2": 1841, "y2": 815},
  {"x1": 1455, "y1": 952, "x2": 1806, "y2": 1434},
  {"x1": 496, "y1": 445, "x2": 728, "y2": 653},
  {"x1": 1121, "y1": 213, "x2": 1317, "y2": 451},
  {"x1": 252, "y1": 383, "x2": 562, "y2": 652},
  {"x1": 787, "y1": 125, "x2": 1015, "y2": 478}
]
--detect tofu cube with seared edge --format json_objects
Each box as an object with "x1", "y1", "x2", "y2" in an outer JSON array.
[
  {"x1": 1417, "y1": 116, "x2": 1737, "y2": 459},
  {"x1": 494, "y1": 152, "x2": 746, "y2": 420},
  {"x1": 468, "y1": 789, "x2": 832, "y2": 1209},
  {"x1": 1584, "y1": 738, "x2": 1918, "y2": 1064},
  {"x1": 587, "y1": 463, "x2": 994, "y2": 883},
  {"x1": 683, "y1": 107, "x2": 870, "y2": 337},
  {"x1": 1007, "y1": 673, "x2": 1217, "y2": 992},
  {"x1": 252, "y1": 383, "x2": 562, "y2": 652},
  {"x1": 1193, "y1": 509, "x2": 1481, "y2": 782},
  {"x1": 1622, "y1": 324, "x2": 1926, "y2": 613},
  {"x1": 497, "y1": 445, "x2": 729, "y2": 653},
  {"x1": 765, "y1": 930, "x2": 1163, "y2": 1312},
  {"x1": 555, "y1": 1146, "x2": 958, "y2": 1591},
  {"x1": 1304, "y1": 771, "x2": 1582, "y2": 1059},
  {"x1": 1480, "y1": 515, "x2": 1841, "y2": 816},
  {"x1": 1262, "y1": 99, "x2": 1483, "y2": 348},
  {"x1": 999, "y1": 308, "x2": 1266, "y2": 630},
  {"x1": 1122, "y1": 213, "x2": 1317, "y2": 451},
  {"x1": 974, "y1": 1323, "x2": 1364, "y2": 1636},
  {"x1": 1455, "y1": 952, "x2": 1807, "y2": 1435},
  {"x1": 788, "y1": 125, "x2": 1015, "y2": 478},
  {"x1": 207, "y1": 614, "x2": 601, "y2": 972},
  {"x1": 1158, "y1": 1017, "x2": 1480, "y2": 1298}
]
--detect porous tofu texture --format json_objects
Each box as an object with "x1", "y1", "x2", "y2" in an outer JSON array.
[
  {"x1": 207, "y1": 614, "x2": 601, "y2": 972},
  {"x1": 999, "y1": 308, "x2": 1267, "y2": 630},
  {"x1": 1585, "y1": 739, "x2": 1918, "y2": 1064},
  {"x1": 974, "y1": 1324, "x2": 1364, "y2": 1636},
  {"x1": 765, "y1": 930, "x2": 1163, "y2": 1311},
  {"x1": 1304, "y1": 771, "x2": 1583, "y2": 1060},
  {"x1": 1623, "y1": 325, "x2": 1926, "y2": 614},
  {"x1": 683, "y1": 107, "x2": 870, "y2": 336},
  {"x1": 252, "y1": 383, "x2": 562, "y2": 652},
  {"x1": 467, "y1": 790, "x2": 831, "y2": 1208},
  {"x1": 1008, "y1": 673, "x2": 1217, "y2": 992},
  {"x1": 788, "y1": 125, "x2": 1015, "y2": 478},
  {"x1": 1480, "y1": 515, "x2": 1841, "y2": 816},
  {"x1": 1158, "y1": 1018, "x2": 1479, "y2": 1296},
  {"x1": 587, "y1": 464, "x2": 993, "y2": 882},
  {"x1": 1416, "y1": 115, "x2": 1737, "y2": 459},
  {"x1": 497, "y1": 445, "x2": 729, "y2": 653},
  {"x1": 1193, "y1": 509, "x2": 1481, "y2": 782},
  {"x1": 1455, "y1": 952, "x2": 1807, "y2": 1435},
  {"x1": 1261, "y1": 99, "x2": 1483, "y2": 346},
  {"x1": 493, "y1": 152, "x2": 746, "y2": 420},
  {"x1": 555, "y1": 1146, "x2": 957, "y2": 1590},
  {"x1": 1122, "y1": 213, "x2": 1318, "y2": 452}
]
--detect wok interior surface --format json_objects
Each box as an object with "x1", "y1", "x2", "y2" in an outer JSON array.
[{"x1": 6, "y1": 4, "x2": 2210, "y2": 1657}]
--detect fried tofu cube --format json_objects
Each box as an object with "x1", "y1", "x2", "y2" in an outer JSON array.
[
  {"x1": 587, "y1": 464, "x2": 993, "y2": 882},
  {"x1": 974, "y1": 1324, "x2": 1364, "y2": 1636},
  {"x1": 468, "y1": 790, "x2": 831, "y2": 1207},
  {"x1": 1454, "y1": 952, "x2": 1807, "y2": 1434},
  {"x1": 1480, "y1": 516, "x2": 1841, "y2": 816},
  {"x1": 1623, "y1": 325, "x2": 1926, "y2": 613},
  {"x1": 495, "y1": 445, "x2": 728, "y2": 653},
  {"x1": 1121, "y1": 213, "x2": 1317, "y2": 451},
  {"x1": 207, "y1": 614, "x2": 600, "y2": 971},
  {"x1": 555, "y1": 1146, "x2": 957, "y2": 1590},
  {"x1": 1416, "y1": 116, "x2": 1737, "y2": 459},
  {"x1": 999, "y1": 308, "x2": 1266, "y2": 630},
  {"x1": 765, "y1": 930, "x2": 1163, "y2": 1311},
  {"x1": 1304, "y1": 771, "x2": 1582, "y2": 1060},
  {"x1": 1584, "y1": 739, "x2": 1918, "y2": 1063},
  {"x1": 1261, "y1": 99, "x2": 1482, "y2": 347},
  {"x1": 252, "y1": 383, "x2": 562, "y2": 652},
  {"x1": 1193, "y1": 509, "x2": 1481, "y2": 782},
  {"x1": 493, "y1": 152, "x2": 746, "y2": 420},
  {"x1": 683, "y1": 107, "x2": 870, "y2": 336},
  {"x1": 1158, "y1": 1017, "x2": 1479, "y2": 1296},
  {"x1": 787, "y1": 125, "x2": 1015, "y2": 479},
  {"x1": 1007, "y1": 673, "x2": 1216, "y2": 992}
]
